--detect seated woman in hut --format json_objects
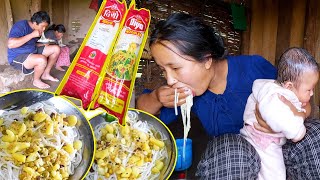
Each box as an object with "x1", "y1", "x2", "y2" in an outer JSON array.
[{"x1": 40, "y1": 24, "x2": 70, "y2": 71}]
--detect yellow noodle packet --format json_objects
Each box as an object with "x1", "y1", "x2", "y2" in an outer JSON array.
[
  {"x1": 91, "y1": 0, "x2": 151, "y2": 125},
  {"x1": 55, "y1": 0, "x2": 127, "y2": 109}
]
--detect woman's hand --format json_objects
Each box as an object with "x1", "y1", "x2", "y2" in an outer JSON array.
[
  {"x1": 254, "y1": 103, "x2": 274, "y2": 133},
  {"x1": 136, "y1": 85, "x2": 192, "y2": 115},
  {"x1": 155, "y1": 85, "x2": 191, "y2": 108},
  {"x1": 254, "y1": 94, "x2": 309, "y2": 133}
]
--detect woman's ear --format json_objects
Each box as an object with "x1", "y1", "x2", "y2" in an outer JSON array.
[
  {"x1": 204, "y1": 58, "x2": 213, "y2": 70},
  {"x1": 283, "y1": 81, "x2": 294, "y2": 90}
]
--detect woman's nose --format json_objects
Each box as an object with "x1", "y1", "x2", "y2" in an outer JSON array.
[{"x1": 166, "y1": 74, "x2": 177, "y2": 86}]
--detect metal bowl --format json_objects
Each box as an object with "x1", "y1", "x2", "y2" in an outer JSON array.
[
  {"x1": 90, "y1": 108, "x2": 177, "y2": 180},
  {"x1": 0, "y1": 89, "x2": 94, "y2": 180}
]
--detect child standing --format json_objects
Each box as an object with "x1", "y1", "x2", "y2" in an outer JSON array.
[
  {"x1": 45, "y1": 24, "x2": 70, "y2": 71},
  {"x1": 240, "y1": 47, "x2": 319, "y2": 180}
]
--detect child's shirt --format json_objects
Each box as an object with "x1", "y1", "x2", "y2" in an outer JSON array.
[{"x1": 243, "y1": 79, "x2": 306, "y2": 143}]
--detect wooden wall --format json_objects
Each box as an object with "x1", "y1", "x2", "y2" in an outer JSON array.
[
  {"x1": 50, "y1": 0, "x2": 69, "y2": 43},
  {"x1": 0, "y1": 0, "x2": 12, "y2": 65},
  {"x1": 243, "y1": 0, "x2": 320, "y2": 110}
]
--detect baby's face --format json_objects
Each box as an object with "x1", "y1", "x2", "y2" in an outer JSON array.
[{"x1": 292, "y1": 70, "x2": 319, "y2": 104}]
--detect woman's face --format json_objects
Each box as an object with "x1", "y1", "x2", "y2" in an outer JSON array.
[
  {"x1": 151, "y1": 41, "x2": 212, "y2": 96},
  {"x1": 55, "y1": 31, "x2": 64, "y2": 40}
]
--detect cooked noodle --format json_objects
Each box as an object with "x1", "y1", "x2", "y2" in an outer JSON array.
[
  {"x1": 0, "y1": 101, "x2": 83, "y2": 180},
  {"x1": 174, "y1": 89, "x2": 193, "y2": 157},
  {"x1": 86, "y1": 111, "x2": 168, "y2": 180}
]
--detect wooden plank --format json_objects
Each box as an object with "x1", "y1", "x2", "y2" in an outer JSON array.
[
  {"x1": 240, "y1": 0, "x2": 251, "y2": 55},
  {"x1": 249, "y1": 0, "x2": 264, "y2": 56},
  {"x1": 261, "y1": 0, "x2": 278, "y2": 64},
  {"x1": 30, "y1": 0, "x2": 41, "y2": 15},
  {"x1": 52, "y1": 0, "x2": 69, "y2": 42},
  {"x1": 313, "y1": 1, "x2": 320, "y2": 65},
  {"x1": 304, "y1": 0, "x2": 320, "y2": 111},
  {"x1": 289, "y1": 0, "x2": 306, "y2": 47},
  {"x1": 275, "y1": 0, "x2": 292, "y2": 64},
  {"x1": 52, "y1": 0, "x2": 64, "y2": 24},
  {"x1": 0, "y1": 0, "x2": 10, "y2": 65},
  {"x1": 48, "y1": 0, "x2": 52, "y2": 23},
  {"x1": 63, "y1": 0, "x2": 69, "y2": 43},
  {"x1": 5, "y1": 0, "x2": 13, "y2": 32},
  {"x1": 303, "y1": 0, "x2": 318, "y2": 62}
]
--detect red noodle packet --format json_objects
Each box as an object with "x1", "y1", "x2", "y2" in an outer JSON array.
[
  {"x1": 55, "y1": 0, "x2": 126, "y2": 109},
  {"x1": 91, "y1": 1, "x2": 151, "y2": 125}
]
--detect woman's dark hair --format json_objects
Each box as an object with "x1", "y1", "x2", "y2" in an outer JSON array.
[
  {"x1": 31, "y1": 11, "x2": 50, "y2": 25},
  {"x1": 47, "y1": 24, "x2": 66, "y2": 33},
  {"x1": 150, "y1": 12, "x2": 227, "y2": 62}
]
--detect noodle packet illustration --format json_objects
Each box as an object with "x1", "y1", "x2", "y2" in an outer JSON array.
[
  {"x1": 92, "y1": 1, "x2": 151, "y2": 125},
  {"x1": 55, "y1": 0, "x2": 126, "y2": 109}
]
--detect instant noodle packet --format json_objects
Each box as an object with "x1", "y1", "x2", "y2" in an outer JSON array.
[
  {"x1": 91, "y1": 0, "x2": 151, "y2": 125},
  {"x1": 55, "y1": 0, "x2": 126, "y2": 109}
]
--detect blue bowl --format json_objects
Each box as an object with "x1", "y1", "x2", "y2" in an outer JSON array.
[{"x1": 174, "y1": 138, "x2": 192, "y2": 171}]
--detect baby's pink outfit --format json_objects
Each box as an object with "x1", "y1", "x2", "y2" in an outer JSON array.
[
  {"x1": 56, "y1": 46, "x2": 70, "y2": 68},
  {"x1": 240, "y1": 79, "x2": 306, "y2": 180}
]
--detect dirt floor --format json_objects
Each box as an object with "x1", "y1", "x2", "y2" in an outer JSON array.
[{"x1": 0, "y1": 65, "x2": 67, "y2": 92}]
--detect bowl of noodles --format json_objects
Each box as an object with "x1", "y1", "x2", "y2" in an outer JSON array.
[
  {"x1": 87, "y1": 109, "x2": 177, "y2": 180},
  {"x1": 0, "y1": 90, "x2": 94, "y2": 180}
]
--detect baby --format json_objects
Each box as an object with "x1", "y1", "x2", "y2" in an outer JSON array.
[{"x1": 240, "y1": 47, "x2": 319, "y2": 180}]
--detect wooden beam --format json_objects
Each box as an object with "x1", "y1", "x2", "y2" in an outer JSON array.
[
  {"x1": 304, "y1": 0, "x2": 320, "y2": 64},
  {"x1": 275, "y1": 0, "x2": 292, "y2": 64},
  {"x1": 249, "y1": 0, "x2": 264, "y2": 56},
  {"x1": 4, "y1": 0, "x2": 13, "y2": 32},
  {"x1": 304, "y1": 0, "x2": 320, "y2": 111},
  {"x1": 30, "y1": 0, "x2": 41, "y2": 16},
  {"x1": 48, "y1": 0, "x2": 52, "y2": 23},
  {"x1": 64, "y1": 0, "x2": 69, "y2": 43},
  {"x1": 289, "y1": 0, "x2": 306, "y2": 47},
  {"x1": 240, "y1": 0, "x2": 251, "y2": 55},
  {"x1": 261, "y1": 0, "x2": 278, "y2": 64}
]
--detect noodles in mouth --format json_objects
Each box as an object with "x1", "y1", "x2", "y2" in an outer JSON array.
[
  {"x1": 0, "y1": 101, "x2": 83, "y2": 180},
  {"x1": 86, "y1": 111, "x2": 168, "y2": 180},
  {"x1": 174, "y1": 89, "x2": 193, "y2": 157}
]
